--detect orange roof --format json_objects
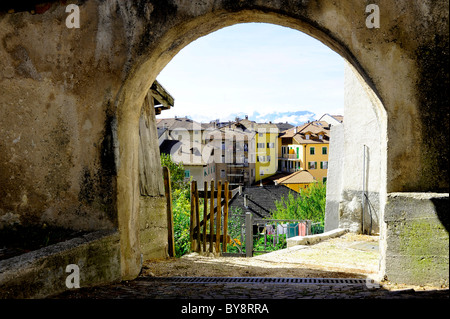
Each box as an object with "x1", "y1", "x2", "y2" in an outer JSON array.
[{"x1": 275, "y1": 170, "x2": 316, "y2": 184}]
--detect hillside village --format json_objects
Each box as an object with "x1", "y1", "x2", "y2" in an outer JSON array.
[{"x1": 156, "y1": 114, "x2": 343, "y2": 194}]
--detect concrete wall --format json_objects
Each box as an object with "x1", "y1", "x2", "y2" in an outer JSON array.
[
  {"x1": 325, "y1": 62, "x2": 387, "y2": 235},
  {"x1": 324, "y1": 124, "x2": 344, "y2": 232},
  {"x1": 384, "y1": 193, "x2": 449, "y2": 286},
  {"x1": 340, "y1": 62, "x2": 387, "y2": 234},
  {"x1": 0, "y1": 230, "x2": 121, "y2": 299}
]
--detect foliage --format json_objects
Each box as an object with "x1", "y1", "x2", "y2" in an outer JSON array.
[
  {"x1": 162, "y1": 155, "x2": 327, "y2": 257},
  {"x1": 226, "y1": 207, "x2": 245, "y2": 254},
  {"x1": 271, "y1": 182, "x2": 327, "y2": 223},
  {"x1": 253, "y1": 234, "x2": 287, "y2": 253},
  {"x1": 160, "y1": 153, "x2": 186, "y2": 191},
  {"x1": 226, "y1": 206, "x2": 290, "y2": 254},
  {"x1": 172, "y1": 187, "x2": 191, "y2": 257},
  {"x1": 161, "y1": 154, "x2": 191, "y2": 257}
]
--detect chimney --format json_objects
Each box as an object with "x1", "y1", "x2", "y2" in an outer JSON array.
[{"x1": 245, "y1": 115, "x2": 248, "y2": 120}]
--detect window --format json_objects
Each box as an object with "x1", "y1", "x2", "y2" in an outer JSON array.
[
  {"x1": 184, "y1": 170, "x2": 190, "y2": 178},
  {"x1": 319, "y1": 134, "x2": 323, "y2": 140},
  {"x1": 267, "y1": 142, "x2": 275, "y2": 148},
  {"x1": 320, "y1": 161, "x2": 328, "y2": 169},
  {"x1": 257, "y1": 143, "x2": 265, "y2": 148},
  {"x1": 297, "y1": 147, "x2": 299, "y2": 159},
  {"x1": 308, "y1": 162, "x2": 317, "y2": 169},
  {"x1": 258, "y1": 155, "x2": 266, "y2": 162},
  {"x1": 266, "y1": 155, "x2": 271, "y2": 162},
  {"x1": 322, "y1": 147, "x2": 327, "y2": 155},
  {"x1": 305, "y1": 134, "x2": 310, "y2": 140},
  {"x1": 220, "y1": 169, "x2": 226, "y2": 178},
  {"x1": 204, "y1": 168, "x2": 207, "y2": 176},
  {"x1": 310, "y1": 147, "x2": 315, "y2": 155}
]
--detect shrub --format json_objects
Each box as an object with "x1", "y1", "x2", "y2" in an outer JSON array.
[
  {"x1": 161, "y1": 154, "x2": 192, "y2": 257},
  {"x1": 271, "y1": 182, "x2": 326, "y2": 223}
]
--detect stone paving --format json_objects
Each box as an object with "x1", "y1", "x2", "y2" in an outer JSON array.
[
  {"x1": 50, "y1": 233, "x2": 449, "y2": 306},
  {"x1": 47, "y1": 275, "x2": 448, "y2": 317},
  {"x1": 52, "y1": 276, "x2": 449, "y2": 300}
]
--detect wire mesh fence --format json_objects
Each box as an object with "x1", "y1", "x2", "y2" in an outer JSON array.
[{"x1": 225, "y1": 211, "x2": 324, "y2": 257}]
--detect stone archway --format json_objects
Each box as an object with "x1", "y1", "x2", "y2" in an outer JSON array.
[
  {"x1": 0, "y1": 0, "x2": 447, "y2": 286},
  {"x1": 114, "y1": 1, "x2": 448, "y2": 284},
  {"x1": 113, "y1": 5, "x2": 387, "y2": 280}
]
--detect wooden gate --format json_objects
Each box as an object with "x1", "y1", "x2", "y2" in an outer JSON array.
[{"x1": 190, "y1": 180, "x2": 231, "y2": 254}]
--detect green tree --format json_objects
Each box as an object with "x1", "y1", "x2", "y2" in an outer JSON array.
[
  {"x1": 160, "y1": 153, "x2": 186, "y2": 191},
  {"x1": 271, "y1": 182, "x2": 326, "y2": 223}
]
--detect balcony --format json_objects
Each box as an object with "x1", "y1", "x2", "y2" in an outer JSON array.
[
  {"x1": 280, "y1": 154, "x2": 299, "y2": 160},
  {"x1": 227, "y1": 163, "x2": 249, "y2": 168}
]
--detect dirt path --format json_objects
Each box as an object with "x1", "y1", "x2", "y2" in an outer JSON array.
[{"x1": 142, "y1": 233, "x2": 380, "y2": 279}]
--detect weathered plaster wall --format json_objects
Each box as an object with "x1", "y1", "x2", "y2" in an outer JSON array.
[
  {"x1": 338, "y1": 62, "x2": 387, "y2": 234},
  {"x1": 138, "y1": 96, "x2": 168, "y2": 260},
  {"x1": 0, "y1": 0, "x2": 448, "y2": 284},
  {"x1": 0, "y1": 1, "x2": 128, "y2": 231},
  {"x1": 139, "y1": 196, "x2": 168, "y2": 259}
]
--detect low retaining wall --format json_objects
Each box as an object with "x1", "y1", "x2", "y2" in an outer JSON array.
[
  {"x1": 384, "y1": 193, "x2": 449, "y2": 287},
  {"x1": 0, "y1": 229, "x2": 121, "y2": 299},
  {"x1": 286, "y1": 228, "x2": 348, "y2": 248}
]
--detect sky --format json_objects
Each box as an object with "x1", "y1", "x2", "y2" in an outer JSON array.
[{"x1": 156, "y1": 23, "x2": 345, "y2": 126}]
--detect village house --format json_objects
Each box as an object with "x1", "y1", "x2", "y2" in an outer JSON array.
[
  {"x1": 274, "y1": 170, "x2": 316, "y2": 192},
  {"x1": 277, "y1": 116, "x2": 343, "y2": 188}
]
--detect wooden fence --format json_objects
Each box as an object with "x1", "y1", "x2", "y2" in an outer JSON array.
[
  {"x1": 163, "y1": 166, "x2": 175, "y2": 257},
  {"x1": 190, "y1": 180, "x2": 232, "y2": 254}
]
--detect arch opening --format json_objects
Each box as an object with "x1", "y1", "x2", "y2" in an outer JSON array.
[{"x1": 114, "y1": 9, "x2": 387, "y2": 280}]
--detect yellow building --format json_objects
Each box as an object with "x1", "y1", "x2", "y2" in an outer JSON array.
[
  {"x1": 254, "y1": 123, "x2": 279, "y2": 182},
  {"x1": 278, "y1": 120, "x2": 332, "y2": 184}
]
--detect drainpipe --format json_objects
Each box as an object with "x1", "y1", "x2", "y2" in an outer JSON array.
[{"x1": 303, "y1": 145, "x2": 307, "y2": 171}]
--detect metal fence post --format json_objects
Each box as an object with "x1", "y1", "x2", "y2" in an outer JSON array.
[{"x1": 245, "y1": 212, "x2": 253, "y2": 257}]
